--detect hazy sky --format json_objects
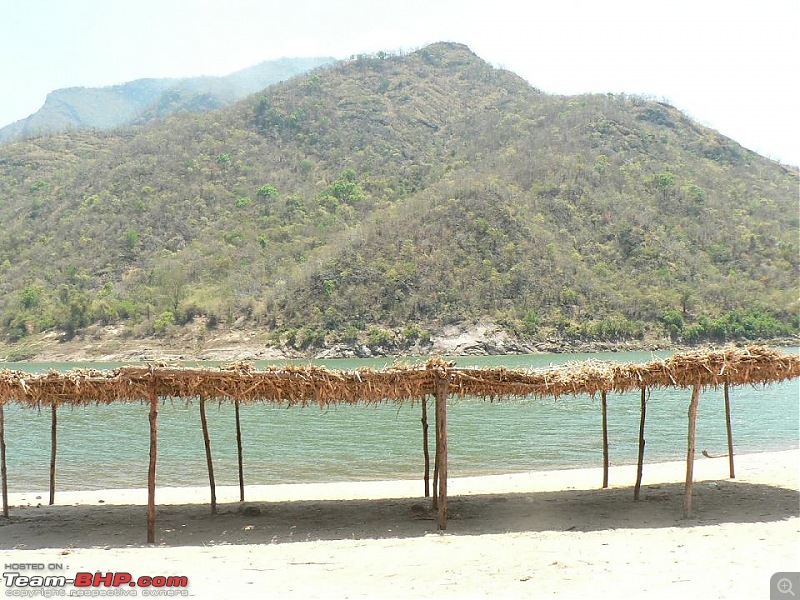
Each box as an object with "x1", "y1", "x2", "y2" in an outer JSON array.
[{"x1": 1, "y1": 0, "x2": 797, "y2": 165}]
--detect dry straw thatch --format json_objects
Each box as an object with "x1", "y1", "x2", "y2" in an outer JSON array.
[
  {"x1": 451, "y1": 344, "x2": 799, "y2": 399},
  {"x1": 0, "y1": 361, "x2": 438, "y2": 407},
  {"x1": 0, "y1": 344, "x2": 796, "y2": 408}
]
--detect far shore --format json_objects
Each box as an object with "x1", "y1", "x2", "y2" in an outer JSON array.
[
  {"x1": 2, "y1": 450, "x2": 798, "y2": 599},
  {"x1": 1, "y1": 323, "x2": 798, "y2": 363}
]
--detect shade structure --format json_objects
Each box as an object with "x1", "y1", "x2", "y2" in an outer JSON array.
[
  {"x1": 0, "y1": 346, "x2": 796, "y2": 408},
  {"x1": 0, "y1": 344, "x2": 797, "y2": 541}
]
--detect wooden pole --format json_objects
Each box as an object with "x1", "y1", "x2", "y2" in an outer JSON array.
[
  {"x1": 235, "y1": 399, "x2": 245, "y2": 502},
  {"x1": 434, "y1": 374, "x2": 449, "y2": 530},
  {"x1": 601, "y1": 390, "x2": 609, "y2": 489},
  {"x1": 432, "y1": 399, "x2": 439, "y2": 509},
  {"x1": 147, "y1": 386, "x2": 158, "y2": 544},
  {"x1": 0, "y1": 404, "x2": 8, "y2": 518},
  {"x1": 49, "y1": 402, "x2": 57, "y2": 505},
  {"x1": 634, "y1": 387, "x2": 647, "y2": 500},
  {"x1": 422, "y1": 398, "x2": 430, "y2": 497},
  {"x1": 199, "y1": 398, "x2": 217, "y2": 514},
  {"x1": 431, "y1": 447, "x2": 439, "y2": 510},
  {"x1": 684, "y1": 384, "x2": 701, "y2": 518},
  {"x1": 724, "y1": 383, "x2": 735, "y2": 479}
]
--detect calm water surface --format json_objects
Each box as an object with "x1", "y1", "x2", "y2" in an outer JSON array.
[{"x1": 1, "y1": 349, "x2": 797, "y2": 491}]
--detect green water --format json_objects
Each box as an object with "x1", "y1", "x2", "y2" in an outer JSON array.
[{"x1": 1, "y1": 350, "x2": 797, "y2": 492}]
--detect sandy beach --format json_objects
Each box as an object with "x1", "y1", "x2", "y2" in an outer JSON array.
[{"x1": 2, "y1": 449, "x2": 798, "y2": 599}]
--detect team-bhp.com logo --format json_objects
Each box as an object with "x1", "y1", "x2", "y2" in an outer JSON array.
[{"x1": 3, "y1": 568, "x2": 189, "y2": 597}]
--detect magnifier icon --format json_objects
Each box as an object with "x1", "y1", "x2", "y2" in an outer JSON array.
[{"x1": 778, "y1": 578, "x2": 796, "y2": 596}]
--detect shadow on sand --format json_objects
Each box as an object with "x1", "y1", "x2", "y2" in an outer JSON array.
[{"x1": 1, "y1": 479, "x2": 797, "y2": 549}]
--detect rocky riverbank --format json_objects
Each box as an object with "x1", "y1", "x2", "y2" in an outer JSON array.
[{"x1": 1, "y1": 318, "x2": 796, "y2": 363}]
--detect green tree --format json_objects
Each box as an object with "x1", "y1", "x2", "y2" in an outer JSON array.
[
  {"x1": 123, "y1": 229, "x2": 139, "y2": 250},
  {"x1": 153, "y1": 310, "x2": 176, "y2": 334},
  {"x1": 257, "y1": 184, "x2": 279, "y2": 198},
  {"x1": 522, "y1": 309, "x2": 540, "y2": 335},
  {"x1": 319, "y1": 169, "x2": 366, "y2": 209},
  {"x1": 322, "y1": 279, "x2": 336, "y2": 297},
  {"x1": 20, "y1": 285, "x2": 42, "y2": 309},
  {"x1": 662, "y1": 309, "x2": 684, "y2": 341},
  {"x1": 650, "y1": 172, "x2": 675, "y2": 203}
]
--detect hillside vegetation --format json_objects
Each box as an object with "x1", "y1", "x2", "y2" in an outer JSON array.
[{"x1": 0, "y1": 42, "x2": 797, "y2": 356}]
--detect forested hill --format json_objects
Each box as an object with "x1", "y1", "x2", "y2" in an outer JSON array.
[
  {"x1": 0, "y1": 56, "x2": 334, "y2": 143},
  {"x1": 0, "y1": 42, "x2": 797, "y2": 356}
]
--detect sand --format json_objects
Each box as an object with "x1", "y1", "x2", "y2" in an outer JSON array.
[{"x1": 1, "y1": 450, "x2": 798, "y2": 599}]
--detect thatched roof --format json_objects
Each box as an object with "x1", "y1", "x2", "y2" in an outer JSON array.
[
  {"x1": 451, "y1": 345, "x2": 799, "y2": 399},
  {"x1": 0, "y1": 345, "x2": 797, "y2": 408}
]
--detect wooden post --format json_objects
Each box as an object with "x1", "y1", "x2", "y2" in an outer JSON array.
[
  {"x1": 146, "y1": 385, "x2": 158, "y2": 544},
  {"x1": 634, "y1": 387, "x2": 647, "y2": 500},
  {"x1": 431, "y1": 444, "x2": 439, "y2": 510},
  {"x1": 684, "y1": 384, "x2": 701, "y2": 518},
  {"x1": 235, "y1": 399, "x2": 245, "y2": 502},
  {"x1": 724, "y1": 383, "x2": 735, "y2": 479},
  {"x1": 199, "y1": 398, "x2": 217, "y2": 514},
  {"x1": 601, "y1": 390, "x2": 609, "y2": 489},
  {"x1": 434, "y1": 374, "x2": 449, "y2": 530},
  {"x1": 422, "y1": 398, "x2": 430, "y2": 497},
  {"x1": 49, "y1": 402, "x2": 57, "y2": 505},
  {"x1": 432, "y1": 399, "x2": 439, "y2": 509},
  {"x1": 0, "y1": 404, "x2": 8, "y2": 518}
]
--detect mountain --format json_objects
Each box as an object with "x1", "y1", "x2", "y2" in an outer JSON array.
[
  {"x1": 0, "y1": 42, "x2": 796, "y2": 357},
  {"x1": 0, "y1": 57, "x2": 335, "y2": 143}
]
